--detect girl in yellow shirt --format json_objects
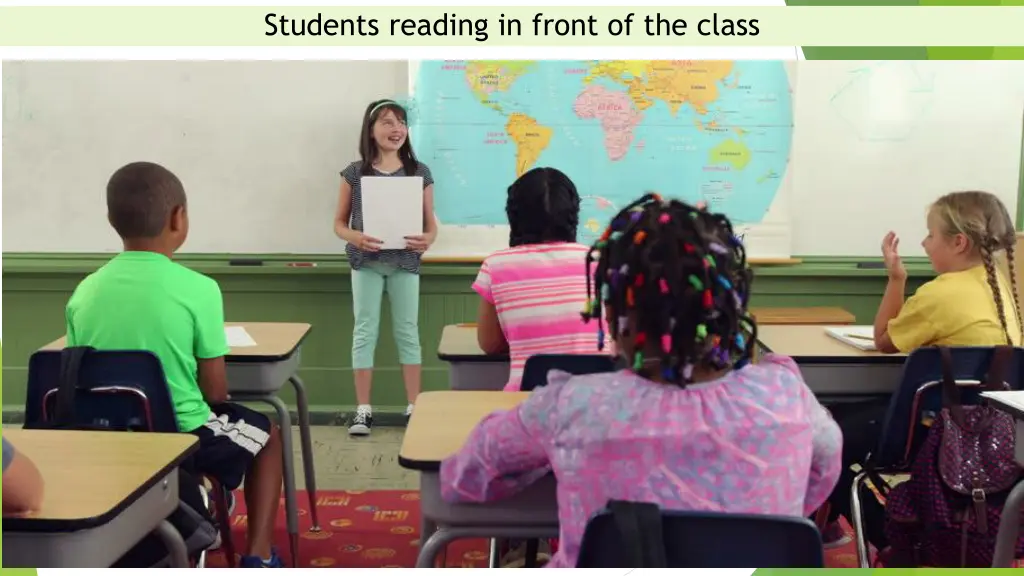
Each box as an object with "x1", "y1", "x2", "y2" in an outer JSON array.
[
  {"x1": 823, "y1": 190, "x2": 1023, "y2": 549},
  {"x1": 875, "y1": 190, "x2": 1022, "y2": 352}
]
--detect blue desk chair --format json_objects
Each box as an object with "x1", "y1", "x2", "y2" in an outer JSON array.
[
  {"x1": 849, "y1": 346, "x2": 1024, "y2": 567},
  {"x1": 577, "y1": 501, "x2": 824, "y2": 567},
  {"x1": 520, "y1": 354, "x2": 618, "y2": 392},
  {"x1": 24, "y1": 347, "x2": 235, "y2": 567}
]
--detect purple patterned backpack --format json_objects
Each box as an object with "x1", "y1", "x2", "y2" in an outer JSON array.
[{"x1": 883, "y1": 346, "x2": 1024, "y2": 567}]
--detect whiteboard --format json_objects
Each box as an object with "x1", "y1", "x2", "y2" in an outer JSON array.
[
  {"x1": 791, "y1": 61, "x2": 1024, "y2": 257},
  {"x1": 3, "y1": 60, "x2": 1023, "y2": 258},
  {"x1": 2, "y1": 60, "x2": 408, "y2": 254}
]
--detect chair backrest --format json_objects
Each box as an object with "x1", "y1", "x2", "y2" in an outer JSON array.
[
  {"x1": 24, "y1": 348, "x2": 179, "y2": 433},
  {"x1": 871, "y1": 346, "x2": 1024, "y2": 468},
  {"x1": 520, "y1": 353, "x2": 618, "y2": 392},
  {"x1": 576, "y1": 504, "x2": 824, "y2": 567}
]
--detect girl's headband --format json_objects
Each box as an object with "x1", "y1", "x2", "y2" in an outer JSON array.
[{"x1": 370, "y1": 100, "x2": 399, "y2": 116}]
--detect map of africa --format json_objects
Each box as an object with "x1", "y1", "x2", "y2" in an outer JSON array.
[{"x1": 411, "y1": 60, "x2": 794, "y2": 244}]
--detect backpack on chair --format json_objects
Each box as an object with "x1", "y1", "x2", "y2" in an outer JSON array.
[
  {"x1": 882, "y1": 346, "x2": 1024, "y2": 567},
  {"x1": 25, "y1": 346, "x2": 217, "y2": 567}
]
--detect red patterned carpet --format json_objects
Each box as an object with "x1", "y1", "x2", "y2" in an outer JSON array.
[
  {"x1": 205, "y1": 489, "x2": 491, "y2": 568},
  {"x1": 201, "y1": 490, "x2": 965, "y2": 569}
]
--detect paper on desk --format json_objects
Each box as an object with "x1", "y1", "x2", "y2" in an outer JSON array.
[
  {"x1": 824, "y1": 325, "x2": 877, "y2": 351},
  {"x1": 225, "y1": 326, "x2": 257, "y2": 347},
  {"x1": 981, "y1": 390, "x2": 1024, "y2": 414},
  {"x1": 360, "y1": 176, "x2": 423, "y2": 250}
]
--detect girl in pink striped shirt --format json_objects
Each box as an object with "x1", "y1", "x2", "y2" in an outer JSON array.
[{"x1": 472, "y1": 167, "x2": 603, "y2": 392}]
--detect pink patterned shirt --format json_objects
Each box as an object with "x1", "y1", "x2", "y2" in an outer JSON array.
[
  {"x1": 472, "y1": 242, "x2": 603, "y2": 391},
  {"x1": 440, "y1": 354, "x2": 843, "y2": 568}
]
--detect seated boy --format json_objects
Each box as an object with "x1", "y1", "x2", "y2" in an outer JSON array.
[{"x1": 65, "y1": 161, "x2": 284, "y2": 568}]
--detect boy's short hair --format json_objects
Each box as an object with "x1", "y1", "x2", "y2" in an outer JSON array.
[{"x1": 106, "y1": 161, "x2": 186, "y2": 239}]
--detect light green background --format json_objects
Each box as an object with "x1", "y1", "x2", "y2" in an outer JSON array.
[
  {"x1": 0, "y1": 5, "x2": 1021, "y2": 46},
  {"x1": 2, "y1": 2, "x2": 1024, "y2": 568}
]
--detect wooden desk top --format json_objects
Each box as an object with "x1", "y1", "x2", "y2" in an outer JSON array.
[
  {"x1": 438, "y1": 306, "x2": 856, "y2": 361},
  {"x1": 41, "y1": 321, "x2": 311, "y2": 363},
  {"x1": 756, "y1": 325, "x2": 905, "y2": 363},
  {"x1": 2, "y1": 428, "x2": 197, "y2": 532},
  {"x1": 399, "y1": 391, "x2": 528, "y2": 470},
  {"x1": 751, "y1": 307, "x2": 855, "y2": 325},
  {"x1": 437, "y1": 324, "x2": 509, "y2": 362}
]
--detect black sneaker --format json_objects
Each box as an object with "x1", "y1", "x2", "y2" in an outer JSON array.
[{"x1": 348, "y1": 405, "x2": 373, "y2": 436}]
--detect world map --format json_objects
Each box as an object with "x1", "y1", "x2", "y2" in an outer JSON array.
[{"x1": 411, "y1": 60, "x2": 794, "y2": 244}]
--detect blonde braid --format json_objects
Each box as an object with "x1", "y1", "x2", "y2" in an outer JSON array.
[
  {"x1": 999, "y1": 240, "x2": 1024, "y2": 342},
  {"x1": 981, "y1": 243, "x2": 1012, "y2": 345}
]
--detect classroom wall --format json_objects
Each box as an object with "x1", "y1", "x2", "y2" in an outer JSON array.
[{"x1": 1, "y1": 255, "x2": 934, "y2": 421}]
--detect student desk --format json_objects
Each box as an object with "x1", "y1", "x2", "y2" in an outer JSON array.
[
  {"x1": 2, "y1": 429, "x2": 197, "y2": 568},
  {"x1": 755, "y1": 325, "x2": 906, "y2": 400},
  {"x1": 40, "y1": 321, "x2": 320, "y2": 563},
  {"x1": 436, "y1": 308, "x2": 855, "y2": 392},
  {"x1": 437, "y1": 324, "x2": 510, "y2": 391},
  {"x1": 983, "y1": 392, "x2": 1024, "y2": 567},
  {"x1": 399, "y1": 391, "x2": 559, "y2": 568},
  {"x1": 750, "y1": 307, "x2": 856, "y2": 325}
]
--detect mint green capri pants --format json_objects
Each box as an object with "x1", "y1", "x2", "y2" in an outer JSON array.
[{"x1": 351, "y1": 261, "x2": 422, "y2": 369}]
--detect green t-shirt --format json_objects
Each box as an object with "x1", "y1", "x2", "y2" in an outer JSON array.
[{"x1": 65, "y1": 251, "x2": 230, "y2": 432}]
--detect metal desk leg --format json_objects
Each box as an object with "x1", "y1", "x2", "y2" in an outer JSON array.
[
  {"x1": 290, "y1": 374, "x2": 320, "y2": 531},
  {"x1": 416, "y1": 526, "x2": 558, "y2": 568},
  {"x1": 420, "y1": 515, "x2": 437, "y2": 551},
  {"x1": 992, "y1": 479, "x2": 1024, "y2": 567},
  {"x1": 488, "y1": 538, "x2": 500, "y2": 568},
  {"x1": 243, "y1": 393, "x2": 300, "y2": 567},
  {"x1": 155, "y1": 519, "x2": 190, "y2": 568}
]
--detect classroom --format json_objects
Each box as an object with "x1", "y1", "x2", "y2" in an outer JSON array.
[{"x1": 3, "y1": 59, "x2": 1024, "y2": 569}]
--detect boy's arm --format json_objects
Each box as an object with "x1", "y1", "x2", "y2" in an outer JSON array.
[
  {"x1": 194, "y1": 279, "x2": 231, "y2": 405},
  {"x1": 2, "y1": 438, "x2": 44, "y2": 514},
  {"x1": 439, "y1": 386, "x2": 555, "y2": 503},
  {"x1": 197, "y1": 357, "x2": 229, "y2": 405}
]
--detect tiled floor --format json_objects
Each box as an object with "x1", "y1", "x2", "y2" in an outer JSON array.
[{"x1": 292, "y1": 426, "x2": 416, "y2": 491}]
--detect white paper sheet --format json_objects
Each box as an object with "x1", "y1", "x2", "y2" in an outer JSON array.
[
  {"x1": 360, "y1": 176, "x2": 423, "y2": 250},
  {"x1": 982, "y1": 390, "x2": 1024, "y2": 416},
  {"x1": 225, "y1": 326, "x2": 257, "y2": 347},
  {"x1": 824, "y1": 325, "x2": 877, "y2": 351}
]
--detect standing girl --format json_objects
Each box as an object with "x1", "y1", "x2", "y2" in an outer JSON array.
[{"x1": 334, "y1": 99, "x2": 437, "y2": 436}]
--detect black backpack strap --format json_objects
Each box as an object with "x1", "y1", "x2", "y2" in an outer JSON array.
[
  {"x1": 54, "y1": 346, "x2": 93, "y2": 425},
  {"x1": 983, "y1": 345, "x2": 1014, "y2": 392},
  {"x1": 938, "y1": 347, "x2": 967, "y2": 427},
  {"x1": 608, "y1": 500, "x2": 668, "y2": 567}
]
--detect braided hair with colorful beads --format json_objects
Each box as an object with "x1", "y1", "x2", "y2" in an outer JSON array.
[{"x1": 580, "y1": 193, "x2": 757, "y2": 386}]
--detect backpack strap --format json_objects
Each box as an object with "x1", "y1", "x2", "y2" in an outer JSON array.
[
  {"x1": 607, "y1": 500, "x2": 668, "y2": 567},
  {"x1": 982, "y1": 345, "x2": 1013, "y2": 392},
  {"x1": 54, "y1": 346, "x2": 93, "y2": 425},
  {"x1": 938, "y1": 347, "x2": 967, "y2": 427}
]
